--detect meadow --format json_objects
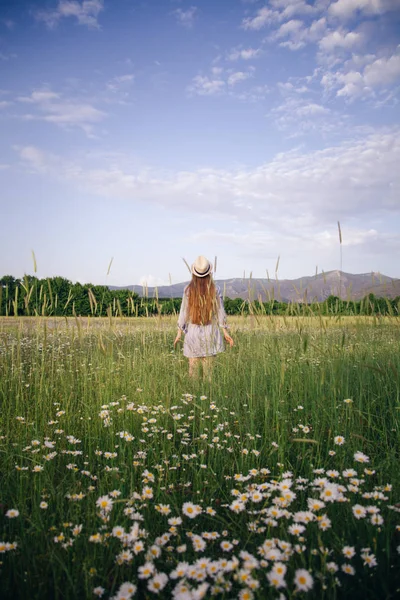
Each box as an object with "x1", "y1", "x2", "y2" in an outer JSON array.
[{"x1": 0, "y1": 315, "x2": 399, "y2": 599}]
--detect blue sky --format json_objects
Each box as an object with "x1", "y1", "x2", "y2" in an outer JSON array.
[{"x1": 1, "y1": 0, "x2": 399, "y2": 287}]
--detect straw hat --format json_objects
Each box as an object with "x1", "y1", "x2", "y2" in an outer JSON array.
[{"x1": 191, "y1": 255, "x2": 212, "y2": 278}]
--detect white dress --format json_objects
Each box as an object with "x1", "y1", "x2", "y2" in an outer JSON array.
[{"x1": 178, "y1": 286, "x2": 227, "y2": 358}]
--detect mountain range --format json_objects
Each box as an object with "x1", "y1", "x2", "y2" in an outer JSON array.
[{"x1": 110, "y1": 271, "x2": 400, "y2": 302}]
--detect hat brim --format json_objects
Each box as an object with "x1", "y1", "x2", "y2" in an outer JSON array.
[{"x1": 191, "y1": 264, "x2": 212, "y2": 278}]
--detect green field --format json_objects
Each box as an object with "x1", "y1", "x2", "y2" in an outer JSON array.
[{"x1": 1, "y1": 316, "x2": 399, "y2": 599}]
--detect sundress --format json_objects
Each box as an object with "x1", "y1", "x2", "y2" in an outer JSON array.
[{"x1": 177, "y1": 285, "x2": 227, "y2": 358}]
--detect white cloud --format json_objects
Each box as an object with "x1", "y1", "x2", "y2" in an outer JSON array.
[
  {"x1": 188, "y1": 66, "x2": 254, "y2": 96},
  {"x1": 269, "y1": 17, "x2": 327, "y2": 50},
  {"x1": 15, "y1": 129, "x2": 400, "y2": 236},
  {"x1": 364, "y1": 53, "x2": 400, "y2": 86},
  {"x1": 271, "y1": 94, "x2": 334, "y2": 134},
  {"x1": 329, "y1": 0, "x2": 399, "y2": 19},
  {"x1": 18, "y1": 91, "x2": 60, "y2": 103},
  {"x1": 187, "y1": 226, "x2": 395, "y2": 256},
  {"x1": 139, "y1": 275, "x2": 169, "y2": 288},
  {"x1": 14, "y1": 146, "x2": 50, "y2": 173},
  {"x1": 278, "y1": 81, "x2": 309, "y2": 93},
  {"x1": 270, "y1": 0, "x2": 326, "y2": 20},
  {"x1": 242, "y1": 0, "x2": 328, "y2": 30},
  {"x1": 173, "y1": 7, "x2": 198, "y2": 28},
  {"x1": 187, "y1": 75, "x2": 225, "y2": 96},
  {"x1": 319, "y1": 29, "x2": 364, "y2": 52},
  {"x1": 35, "y1": 0, "x2": 104, "y2": 30},
  {"x1": 336, "y1": 70, "x2": 369, "y2": 98},
  {"x1": 106, "y1": 74, "x2": 135, "y2": 92},
  {"x1": 228, "y1": 47, "x2": 261, "y2": 61},
  {"x1": 274, "y1": 18, "x2": 304, "y2": 38},
  {"x1": 227, "y1": 71, "x2": 252, "y2": 86},
  {"x1": 322, "y1": 50, "x2": 400, "y2": 98},
  {"x1": 242, "y1": 7, "x2": 275, "y2": 30},
  {"x1": 15, "y1": 88, "x2": 106, "y2": 135},
  {"x1": 234, "y1": 84, "x2": 270, "y2": 102}
]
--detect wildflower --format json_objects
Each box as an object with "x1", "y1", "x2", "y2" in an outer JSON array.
[
  {"x1": 362, "y1": 552, "x2": 377, "y2": 568},
  {"x1": 272, "y1": 562, "x2": 287, "y2": 577},
  {"x1": 307, "y1": 498, "x2": 325, "y2": 512},
  {"x1": 370, "y1": 514, "x2": 384, "y2": 525},
  {"x1": 147, "y1": 544, "x2": 162, "y2": 559},
  {"x1": 72, "y1": 524, "x2": 83, "y2": 536},
  {"x1": 320, "y1": 483, "x2": 339, "y2": 502},
  {"x1": 112, "y1": 526, "x2": 125, "y2": 539},
  {"x1": 117, "y1": 582, "x2": 137, "y2": 598},
  {"x1": 168, "y1": 516, "x2": 183, "y2": 526},
  {"x1": 182, "y1": 502, "x2": 202, "y2": 519},
  {"x1": 294, "y1": 569, "x2": 313, "y2": 592},
  {"x1": 220, "y1": 541, "x2": 233, "y2": 551},
  {"x1": 342, "y1": 546, "x2": 356, "y2": 559},
  {"x1": 326, "y1": 470, "x2": 339, "y2": 478},
  {"x1": 341, "y1": 563, "x2": 355, "y2": 575},
  {"x1": 343, "y1": 398, "x2": 353, "y2": 404},
  {"x1": 326, "y1": 562, "x2": 338, "y2": 573},
  {"x1": 238, "y1": 589, "x2": 254, "y2": 600},
  {"x1": 116, "y1": 550, "x2": 133, "y2": 564},
  {"x1": 192, "y1": 582, "x2": 209, "y2": 599},
  {"x1": 354, "y1": 451, "x2": 370, "y2": 463},
  {"x1": 5, "y1": 509, "x2": 19, "y2": 518},
  {"x1": 132, "y1": 540, "x2": 145, "y2": 554},
  {"x1": 293, "y1": 511, "x2": 314, "y2": 523},
  {"x1": 343, "y1": 469, "x2": 357, "y2": 478},
  {"x1": 230, "y1": 500, "x2": 246, "y2": 514},
  {"x1": 142, "y1": 469, "x2": 155, "y2": 482},
  {"x1": 96, "y1": 496, "x2": 113, "y2": 512},
  {"x1": 155, "y1": 504, "x2": 171, "y2": 515},
  {"x1": 40, "y1": 501, "x2": 48, "y2": 510},
  {"x1": 317, "y1": 515, "x2": 332, "y2": 531},
  {"x1": 109, "y1": 489, "x2": 121, "y2": 498},
  {"x1": 334, "y1": 436, "x2": 345, "y2": 445},
  {"x1": 32, "y1": 465, "x2": 44, "y2": 472},
  {"x1": 142, "y1": 486, "x2": 154, "y2": 500},
  {"x1": 138, "y1": 562, "x2": 155, "y2": 579},
  {"x1": 352, "y1": 504, "x2": 367, "y2": 519},
  {"x1": 192, "y1": 535, "x2": 206, "y2": 552},
  {"x1": 93, "y1": 586, "x2": 105, "y2": 597},
  {"x1": 267, "y1": 570, "x2": 286, "y2": 589},
  {"x1": 148, "y1": 573, "x2": 168, "y2": 593},
  {"x1": 288, "y1": 524, "x2": 305, "y2": 536}
]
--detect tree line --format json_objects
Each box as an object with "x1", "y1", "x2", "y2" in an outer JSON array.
[{"x1": 1, "y1": 275, "x2": 399, "y2": 317}]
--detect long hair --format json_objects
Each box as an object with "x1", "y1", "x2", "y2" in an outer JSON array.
[{"x1": 186, "y1": 274, "x2": 217, "y2": 325}]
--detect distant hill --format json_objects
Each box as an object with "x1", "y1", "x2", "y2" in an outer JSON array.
[{"x1": 109, "y1": 271, "x2": 400, "y2": 302}]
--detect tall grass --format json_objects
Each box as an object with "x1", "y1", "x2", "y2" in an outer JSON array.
[{"x1": 0, "y1": 316, "x2": 399, "y2": 599}]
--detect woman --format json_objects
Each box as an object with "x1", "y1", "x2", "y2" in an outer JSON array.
[{"x1": 174, "y1": 256, "x2": 234, "y2": 377}]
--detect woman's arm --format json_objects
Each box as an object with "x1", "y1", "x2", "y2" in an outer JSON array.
[
  {"x1": 175, "y1": 289, "x2": 188, "y2": 347},
  {"x1": 216, "y1": 287, "x2": 234, "y2": 347}
]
